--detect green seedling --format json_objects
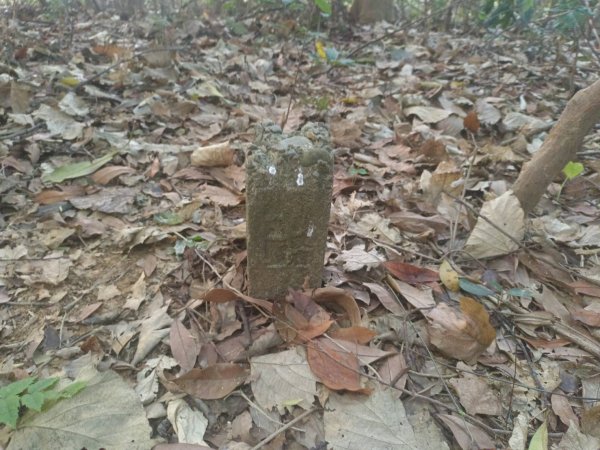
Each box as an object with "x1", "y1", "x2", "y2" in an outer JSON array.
[
  {"x1": 348, "y1": 165, "x2": 368, "y2": 176},
  {"x1": 174, "y1": 234, "x2": 208, "y2": 257},
  {"x1": 314, "y1": 0, "x2": 331, "y2": 15},
  {"x1": 557, "y1": 161, "x2": 584, "y2": 200},
  {"x1": 0, "y1": 376, "x2": 85, "y2": 429}
]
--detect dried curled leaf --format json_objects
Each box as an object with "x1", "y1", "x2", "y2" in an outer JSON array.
[{"x1": 427, "y1": 297, "x2": 496, "y2": 364}]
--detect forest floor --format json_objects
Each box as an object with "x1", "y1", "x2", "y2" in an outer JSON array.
[{"x1": 1, "y1": 6, "x2": 600, "y2": 450}]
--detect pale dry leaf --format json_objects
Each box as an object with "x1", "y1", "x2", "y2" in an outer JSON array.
[
  {"x1": 167, "y1": 398, "x2": 208, "y2": 446},
  {"x1": 136, "y1": 366, "x2": 161, "y2": 406},
  {"x1": 9, "y1": 81, "x2": 32, "y2": 113},
  {"x1": 502, "y1": 112, "x2": 548, "y2": 133},
  {"x1": 58, "y1": 92, "x2": 89, "y2": 116},
  {"x1": 250, "y1": 348, "x2": 317, "y2": 414},
  {"x1": 330, "y1": 118, "x2": 363, "y2": 149},
  {"x1": 230, "y1": 410, "x2": 253, "y2": 442},
  {"x1": 419, "y1": 161, "x2": 462, "y2": 205},
  {"x1": 575, "y1": 224, "x2": 600, "y2": 248},
  {"x1": 17, "y1": 257, "x2": 72, "y2": 285},
  {"x1": 40, "y1": 227, "x2": 75, "y2": 249},
  {"x1": 404, "y1": 106, "x2": 451, "y2": 123},
  {"x1": 551, "y1": 392, "x2": 579, "y2": 428},
  {"x1": 32, "y1": 104, "x2": 84, "y2": 140},
  {"x1": 97, "y1": 284, "x2": 120, "y2": 301},
  {"x1": 335, "y1": 245, "x2": 382, "y2": 272},
  {"x1": 354, "y1": 212, "x2": 402, "y2": 244},
  {"x1": 437, "y1": 414, "x2": 495, "y2": 450},
  {"x1": 190, "y1": 141, "x2": 233, "y2": 167},
  {"x1": 448, "y1": 374, "x2": 502, "y2": 416},
  {"x1": 7, "y1": 370, "x2": 155, "y2": 450},
  {"x1": 464, "y1": 190, "x2": 525, "y2": 259},
  {"x1": 379, "y1": 353, "x2": 408, "y2": 392},
  {"x1": 324, "y1": 387, "x2": 418, "y2": 449},
  {"x1": 475, "y1": 99, "x2": 501, "y2": 125},
  {"x1": 557, "y1": 422, "x2": 600, "y2": 450},
  {"x1": 70, "y1": 187, "x2": 137, "y2": 214},
  {"x1": 508, "y1": 413, "x2": 528, "y2": 450},
  {"x1": 196, "y1": 184, "x2": 241, "y2": 207},
  {"x1": 124, "y1": 272, "x2": 147, "y2": 310},
  {"x1": 404, "y1": 402, "x2": 451, "y2": 449},
  {"x1": 132, "y1": 306, "x2": 173, "y2": 365},
  {"x1": 364, "y1": 282, "x2": 404, "y2": 315},
  {"x1": 170, "y1": 320, "x2": 200, "y2": 372},
  {"x1": 395, "y1": 280, "x2": 435, "y2": 309}
]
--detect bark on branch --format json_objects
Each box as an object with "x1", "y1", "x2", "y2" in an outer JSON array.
[{"x1": 513, "y1": 78, "x2": 600, "y2": 213}]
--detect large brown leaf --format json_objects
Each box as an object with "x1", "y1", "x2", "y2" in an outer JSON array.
[{"x1": 171, "y1": 363, "x2": 249, "y2": 400}]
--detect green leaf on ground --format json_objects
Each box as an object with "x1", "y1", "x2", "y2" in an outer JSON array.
[
  {"x1": 42, "y1": 150, "x2": 118, "y2": 183},
  {"x1": 562, "y1": 161, "x2": 584, "y2": 180},
  {"x1": 314, "y1": 0, "x2": 331, "y2": 15}
]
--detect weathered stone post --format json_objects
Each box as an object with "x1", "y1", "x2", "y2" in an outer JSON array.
[{"x1": 246, "y1": 123, "x2": 333, "y2": 300}]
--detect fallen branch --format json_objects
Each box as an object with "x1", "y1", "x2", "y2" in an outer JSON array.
[{"x1": 513, "y1": 78, "x2": 600, "y2": 213}]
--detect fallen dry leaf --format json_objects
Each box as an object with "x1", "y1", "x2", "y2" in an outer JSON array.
[
  {"x1": 91, "y1": 165, "x2": 136, "y2": 184},
  {"x1": 190, "y1": 141, "x2": 234, "y2": 167},
  {"x1": 448, "y1": 373, "x2": 502, "y2": 416},
  {"x1": 551, "y1": 391, "x2": 579, "y2": 428},
  {"x1": 378, "y1": 353, "x2": 408, "y2": 392},
  {"x1": 439, "y1": 259, "x2": 460, "y2": 292},
  {"x1": 170, "y1": 320, "x2": 200, "y2": 373},
  {"x1": 463, "y1": 110, "x2": 480, "y2": 133},
  {"x1": 329, "y1": 326, "x2": 376, "y2": 345},
  {"x1": 307, "y1": 337, "x2": 370, "y2": 393},
  {"x1": 464, "y1": 190, "x2": 525, "y2": 259},
  {"x1": 273, "y1": 292, "x2": 333, "y2": 344},
  {"x1": 383, "y1": 261, "x2": 439, "y2": 284},
  {"x1": 438, "y1": 414, "x2": 495, "y2": 450},
  {"x1": 427, "y1": 297, "x2": 496, "y2": 364},
  {"x1": 171, "y1": 363, "x2": 249, "y2": 400}
]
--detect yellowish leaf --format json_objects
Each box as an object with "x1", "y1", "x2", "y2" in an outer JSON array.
[
  {"x1": 58, "y1": 77, "x2": 80, "y2": 87},
  {"x1": 528, "y1": 421, "x2": 548, "y2": 450},
  {"x1": 315, "y1": 40, "x2": 327, "y2": 60},
  {"x1": 440, "y1": 259, "x2": 460, "y2": 292}
]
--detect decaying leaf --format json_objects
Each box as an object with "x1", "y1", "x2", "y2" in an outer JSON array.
[
  {"x1": 170, "y1": 320, "x2": 200, "y2": 373},
  {"x1": 324, "y1": 388, "x2": 419, "y2": 449},
  {"x1": 250, "y1": 348, "x2": 317, "y2": 414},
  {"x1": 190, "y1": 141, "x2": 234, "y2": 167},
  {"x1": 438, "y1": 414, "x2": 495, "y2": 450},
  {"x1": 448, "y1": 373, "x2": 502, "y2": 416},
  {"x1": 464, "y1": 190, "x2": 525, "y2": 259},
  {"x1": 307, "y1": 337, "x2": 368, "y2": 393},
  {"x1": 171, "y1": 363, "x2": 249, "y2": 400},
  {"x1": 427, "y1": 297, "x2": 496, "y2": 364},
  {"x1": 383, "y1": 261, "x2": 439, "y2": 284},
  {"x1": 439, "y1": 259, "x2": 460, "y2": 292}
]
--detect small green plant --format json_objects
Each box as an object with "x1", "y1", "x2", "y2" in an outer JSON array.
[
  {"x1": 0, "y1": 376, "x2": 85, "y2": 429},
  {"x1": 174, "y1": 234, "x2": 208, "y2": 257},
  {"x1": 557, "y1": 160, "x2": 584, "y2": 200},
  {"x1": 348, "y1": 165, "x2": 368, "y2": 176},
  {"x1": 314, "y1": 0, "x2": 331, "y2": 15},
  {"x1": 481, "y1": 0, "x2": 535, "y2": 28}
]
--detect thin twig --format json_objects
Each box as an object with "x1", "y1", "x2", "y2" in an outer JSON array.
[{"x1": 250, "y1": 407, "x2": 317, "y2": 450}]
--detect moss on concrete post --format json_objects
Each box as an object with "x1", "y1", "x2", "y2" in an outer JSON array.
[{"x1": 246, "y1": 123, "x2": 333, "y2": 300}]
